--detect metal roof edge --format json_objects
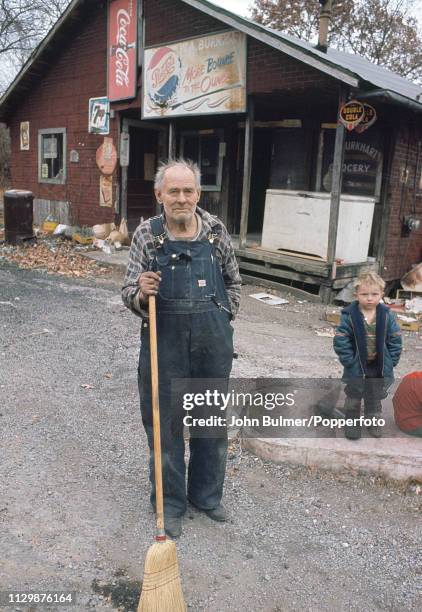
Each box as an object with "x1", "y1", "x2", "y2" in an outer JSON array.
[
  {"x1": 356, "y1": 89, "x2": 422, "y2": 114},
  {"x1": 180, "y1": 0, "x2": 359, "y2": 87}
]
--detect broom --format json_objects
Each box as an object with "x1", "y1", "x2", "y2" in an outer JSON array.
[{"x1": 137, "y1": 295, "x2": 186, "y2": 612}]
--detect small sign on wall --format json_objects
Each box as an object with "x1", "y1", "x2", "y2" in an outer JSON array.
[
  {"x1": 100, "y1": 174, "x2": 113, "y2": 207},
  {"x1": 96, "y1": 137, "x2": 117, "y2": 175},
  {"x1": 89, "y1": 97, "x2": 110, "y2": 134},
  {"x1": 339, "y1": 100, "x2": 377, "y2": 132},
  {"x1": 20, "y1": 122, "x2": 30, "y2": 150},
  {"x1": 70, "y1": 150, "x2": 79, "y2": 163}
]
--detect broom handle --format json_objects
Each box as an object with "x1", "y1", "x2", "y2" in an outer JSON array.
[{"x1": 149, "y1": 295, "x2": 165, "y2": 537}]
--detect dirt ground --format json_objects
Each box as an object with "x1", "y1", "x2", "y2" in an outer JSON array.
[{"x1": 0, "y1": 261, "x2": 421, "y2": 611}]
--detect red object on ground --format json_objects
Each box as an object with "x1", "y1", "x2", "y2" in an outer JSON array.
[{"x1": 393, "y1": 371, "x2": 422, "y2": 432}]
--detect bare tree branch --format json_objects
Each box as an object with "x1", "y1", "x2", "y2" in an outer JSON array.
[
  {"x1": 251, "y1": 0, "x2": 422, "y2": 84},
  {"x1": 0, "y1": 0, "x2": 71, "y2": 93}
]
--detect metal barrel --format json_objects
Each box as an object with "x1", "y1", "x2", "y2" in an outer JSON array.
[{"x1": 4, "y1": 189, "x2": 34, "y2": 244}]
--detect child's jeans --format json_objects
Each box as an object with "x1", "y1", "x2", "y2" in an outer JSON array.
[{"x1": 344, "y1": 361, "x2": 385, "y2": 417}]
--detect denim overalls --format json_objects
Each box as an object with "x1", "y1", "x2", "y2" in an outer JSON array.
[{"x1": 138, "y1": 216, "x2": 234, "y2": 518}]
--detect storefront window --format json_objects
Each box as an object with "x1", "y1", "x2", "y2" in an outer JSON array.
[
  {"x1": 320, "y1": 128, "x2": 383, "y2": 198},
  {"x1": 269, "y1": 128, "x2": 312, "y2": 191},
  {"x1": 181, "y1": 130, "x2": 223, "y2": 191},
  {"x1": 38, "y1": 128, "x2": 66, "y2": 184}
]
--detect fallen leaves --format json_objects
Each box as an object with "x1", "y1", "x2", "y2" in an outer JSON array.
[{"x1": 0, "y1": 238, "x2": 111, "y2": 279}]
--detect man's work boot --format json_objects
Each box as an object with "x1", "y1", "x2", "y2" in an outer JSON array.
[
  {"x1": 164, "y1": 516, "x2": 182, "y2": 539},
  {"x1": 204, "y1": 504, "x2": 227, "y2": 523}
]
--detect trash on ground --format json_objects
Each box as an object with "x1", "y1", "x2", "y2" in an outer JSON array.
[
  {"x1": 42, "y1": 215, "x2": 59, "y2": 234},
  {"x1": 27, "y1": 328, "x2": 52, "y2": 337},
  {"x1": 118, "y1": 218, "x2": 130, "y2": 245},
  {"x1": 397, "y1": 314, "x2": 419, "y2": 323},
  {"x1": 93, "y1": 238, "x2": 115, "y2": 254},
  {"x1": 315, "y1": 327, "x2": 336, "y2": 337},
  {"x1": 93, "y1": 222, "x2": 116, "y2": 240},
  {"x1": 72, "y1": 226, "x2": 94, "y2": 245},
  {"x1": 401, "y1": 262, "x2": 422, "y2": 291},
  {"x1": 249, "y1": 292, "x2": 289, "y2": 306},
  {"x1": 325, "y1": 308, "x2": 341, "y2": 325},
  {"x1": 53, "y1": 223, "x2": 71, "y2": 236},
  {"x1": 396, "y1": 313, "x2": 420, "y2": 332},
  {"x1": 405, "y1": 297, "x2": 422, "y2": 314}
]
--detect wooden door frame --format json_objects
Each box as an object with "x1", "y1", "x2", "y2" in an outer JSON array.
[{"x1": 120, "y1": 118, "x2": 167, "y2": 220}]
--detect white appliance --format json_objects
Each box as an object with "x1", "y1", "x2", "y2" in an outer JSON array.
[{"x1": 261, "y1": 189, "x2": 375, "y2": 263}]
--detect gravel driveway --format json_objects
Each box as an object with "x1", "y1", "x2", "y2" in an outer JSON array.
[{"x1": 0, "y1": 262, "x2": 421, "y2": 611}]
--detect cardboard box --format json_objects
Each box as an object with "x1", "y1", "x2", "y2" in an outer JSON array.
[
  {"x1": 397, "y1": 318, "x2": 420, "y2": 332},
  {"x1": 326, "y1": 310, "x2": 341, "y2": 325}
]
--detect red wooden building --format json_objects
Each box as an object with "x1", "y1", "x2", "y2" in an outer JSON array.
[{"x1": 0, "y1": 0, "x2": 421, "y2": 300}]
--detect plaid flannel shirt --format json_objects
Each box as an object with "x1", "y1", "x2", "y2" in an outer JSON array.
[{"x1": 121, "y1": 206, "x2": 241, "y2": 319}]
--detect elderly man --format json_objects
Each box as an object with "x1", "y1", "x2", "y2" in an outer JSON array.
[{"x1": 122, "y1": 158, "x2": 241, "y2": 538}]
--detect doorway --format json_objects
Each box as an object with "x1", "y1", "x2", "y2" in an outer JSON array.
[{"x1": 126, "y1": 127, "x2": 159, "y2": 232}]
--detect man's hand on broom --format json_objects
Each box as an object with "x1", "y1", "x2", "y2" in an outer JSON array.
[{"x1": 138, "y1": 271, "x2": 161, "y2": 303}]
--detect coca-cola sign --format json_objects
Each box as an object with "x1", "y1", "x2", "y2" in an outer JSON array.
[{"x1": 108, "y1": 0, "x2": 138, "y2": 102}]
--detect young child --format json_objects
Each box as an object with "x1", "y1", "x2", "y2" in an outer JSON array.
[{"x1": 333, "y1": 272, "x2": 402, "y2": 439}]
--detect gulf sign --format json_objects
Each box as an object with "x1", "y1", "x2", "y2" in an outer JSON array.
[
  {"x1": 142, "y1": 31, "x2": 246, "y2": 118},
  {"x1": 107, "y1": 0, "x2": 138, "y2": 102}
]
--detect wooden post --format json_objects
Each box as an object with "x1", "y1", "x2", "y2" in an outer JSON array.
[
  {"x1": 168, "y1": 121, "x2": 176, "y2": 159},
  {"x1": 326, "y1": 87, "x2": 347, "y2": 273},
  {"x1": 239, "y1": 96, "x2": 254, "y2": 249},
  {"x1": 120, "y1": 121, "x2": 129, "y2": 221},
  {"x1": 376, "y1": 127, "x2": 396, "y2": 270}
]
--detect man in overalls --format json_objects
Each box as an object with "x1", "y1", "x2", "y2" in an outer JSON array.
[{"x1": 122, "y1": 159, "x2": 241, "y2": 538}]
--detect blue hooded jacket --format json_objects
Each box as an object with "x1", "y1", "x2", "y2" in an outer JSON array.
[{"x1": 333, "y1": 301, "x2": 402, "y2": 379}]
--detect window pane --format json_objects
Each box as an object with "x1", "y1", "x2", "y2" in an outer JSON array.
[
  {"x1": 200, "y1": 135, "x2": 219, "y2": 186},
  {"x1": 321, "y1": 130, "x2": 382, "y2": 197},
  {"x1": 183, "y1": 136, "x2": 199, "y2": 164},
  {"x1": 270, "y1": 129, "x2": 310, "y2": 190},
  {"x1": 40, "y1": 132, "x2": 64, "y2": 181}
]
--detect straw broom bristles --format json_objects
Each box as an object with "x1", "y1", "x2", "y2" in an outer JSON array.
[{"x1": 138, "y1": 539, "x2": 186, "y2": 612}]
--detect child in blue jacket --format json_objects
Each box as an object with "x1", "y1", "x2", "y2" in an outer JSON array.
[{"x1": 333, "y1": 271, "x2": 402, "y2": 439}]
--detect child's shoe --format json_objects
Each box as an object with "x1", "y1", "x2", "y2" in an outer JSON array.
[
  {"x1": 367, "y1": 424, "x2": 382, "y2": 438},
  {"x1": 345, "y1": 423, "x2": 361, "y2": 440},
  {"x1": 344, "y1": 408, "x2": 361, "y2": 440}
]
